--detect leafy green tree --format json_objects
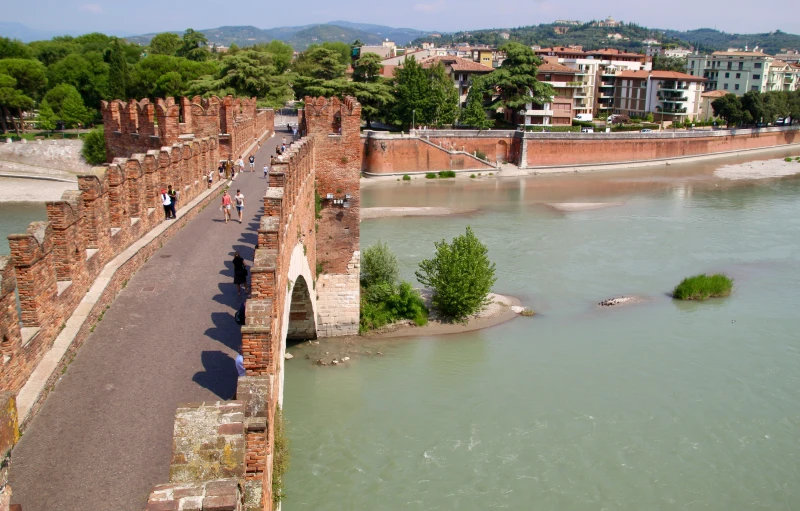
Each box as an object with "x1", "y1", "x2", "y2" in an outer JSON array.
[
  {"x1": 81, "y1": 127, "x2": 107, "y2": 164},
  {"x1": 652, "y1": 55, "x2": 688, "y2": 72},
  {"x1": 352, "y1": 52, "x2": 383, "y2": 82},
  {"x1": 0, "y1": 58, "x2": 48, "y2": 99},
  {"x1": 0, "y1": 74, "x2": 35, "y2": 134},
  {"x1": 319, "y1": 42, "x2": 352, "y2": 67},
  {"x1": 37, "y1": 99, "x2": 57, "y2": 132},
  {"x1": 188, "y1": 50, "x2": 292, "y2": 107},
  {"x1": 393, "y1": 56, "x2": 431, "y2": 128},
  {"x1": 29, "y1": 39, "x2": 78, "y2": 66},
  {"x1": 47, "y1": 51, "x2": 109, "y2": 109},
  {"x1": 352, "y1": 52, "x2": 393, "y2": 127},
  {"x1": 130, "y1": 55, "x2": 218, "y2": 99},
  {"x1": 787, "y1": 90, "x2": 800, "y2": 122},
  {"x1": 712, "y1": 93, "x2": 751, "y2": 126},
  {"x1": 108, "y1": 38, "x2": 130, "y2": 100},
  {"x1": 480, "y1": 42, "x2": 554, "y2": 112},
  {"x1": 250, "y1": 41, "x2": 294, "y2": 74},
  {"x1": 177, "y1": 29, "x2": 209, "y2": 62},
  {"x1": 461, "y1": 81, "x2": 493, "y2": 129},
  {"x1": 0, "y1": 37, "x2": 33, "y2": 59},
  {"x1": 415, "y1": 226, "x2": 497, "y2": 322},
  {"x1": 361, "y1": 240, "x2": 400, "y2": 288},
  {"x1": 148, "y1": 32, "x2": 182, "y2": 56},
  {"x1": 428, "y1": 62, "x2": 459, "y2": 126},
  {"x1": 44, "y1": 84, "x2": 91, "y2": 126},
  {"x1": 293, "y1": 47, "x2": 347, "y2": 80}
]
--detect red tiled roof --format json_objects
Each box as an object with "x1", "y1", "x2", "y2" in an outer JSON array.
[
  {"x1": 419, "y1": 56, "x2": 493, "y2": 73},
  {"x1": 712, "y1": 51, "x2": 770, "y2": 57},
  {"x1": 618, "y1": 70, "x2": 706, "y2": 82},
  {"x1": 701, "y1": 90, "x2": 729, "y2": 98},
  {"x1": 537, "y1": 61, "x2": 578, "y2": 73}
]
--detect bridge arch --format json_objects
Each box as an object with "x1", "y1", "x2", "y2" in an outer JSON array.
[{"x1": 276, "y1": 241, "x2": 317, "y2": 404}]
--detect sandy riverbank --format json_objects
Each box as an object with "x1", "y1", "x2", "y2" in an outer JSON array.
[
  {"x1": 714, "y1": 157, "x2": 800, "y2": 180},
  {"x1": 548, "y1": 202, "x2": 624, "y2": 212},
  {"x1": 366, "y1": 292, "x2": 522, "y2": 339},
  {"x1": 0, "y1": 177, "x2": 78, "y2": 202}
]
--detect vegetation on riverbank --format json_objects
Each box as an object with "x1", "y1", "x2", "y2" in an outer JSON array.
[
  {"x1": 272, "y1": 405, "x2": 289, "y2": 503},
  {"x1": 416, "y1": 226, "x2": 497, "y2": 322},
  {"x1": 359, "y1": 241, "x2": 428, "y2": 333},
  {"x1": 672, "y1": 274, "x2": 733, "y2": 300}
]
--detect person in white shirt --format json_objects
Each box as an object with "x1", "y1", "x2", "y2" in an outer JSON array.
[
  {"x1": 160, "y1": 188, "x2": 171, "y2": 219},
  {"x1": 236, "y1": 155, "x2": 245, "y2": 173},
  {"x1": 234, "y1": 189, "x2": 245, "y2": 224},
  {"x1": 235, "y1": 351, "x2": 246, "y2": 377},
  {"x1": 263, "y1": 164, "x2": 269, "y2": 179}
]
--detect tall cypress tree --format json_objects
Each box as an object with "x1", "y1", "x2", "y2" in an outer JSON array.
[{"x1": 108, "y1": 38, "x2": 129, "y2": 100}]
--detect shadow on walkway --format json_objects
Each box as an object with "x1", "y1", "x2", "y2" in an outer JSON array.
[{"x1": 192, "y1": 350, "x2": 237, "y2": 399}]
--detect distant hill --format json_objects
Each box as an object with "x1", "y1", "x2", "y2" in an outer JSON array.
[
  {"x1": 126, "y1": 22, "x2": 429, "y2": 50},
  {"x1": 0, "y1": 21, "x2": 131, "y2": 42},
  {"x1": 661, "y1": 28, "x2": 800, "y2": 55},
  {"x1": 409, "y1": 22, "x2": 800, "y2": 55}
]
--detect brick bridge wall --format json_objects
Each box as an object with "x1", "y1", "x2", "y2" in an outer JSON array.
[
  {"x1": 1, "y1": 97, "x2": 273, "y2": 428},
  {"x1": 102, "y1": 95, "x2": 274, "y2": 163},
  {"x1": 147, "y1": 97, "x2": 363, "y2": 511}
]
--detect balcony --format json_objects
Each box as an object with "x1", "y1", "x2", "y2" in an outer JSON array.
[
  {"x1": 598, "y1": 105, "x2": 613, "y2": 110},
  {"x1": 524, "y1": 109, "x2": 554, "y2": 116},
  {"x1": 658, "y1": 95, "x2": 688, "y2": 102},
  {"x1": 599, "y1": 93, "x2": 613, "y2": 99},
  {"x1": 599, "y1": 82, "x2": 614, "y2": 88},
  {"x1": 659, "y1": 82, "x2": 689, "y2": 91},
  {"x1": 543, "y1": 81, "x2": 584, "y2": 88},
  {"x1": 655, "y1": 106, "x2": 687, "y2": 114}
]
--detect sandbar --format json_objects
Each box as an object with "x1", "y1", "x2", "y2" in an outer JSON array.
[
  {"x1": 714, "y1": 157, "x2": 800, "y2": 180},
  {"x1": 361, "y1": 206, "x2": 473, "y2": 219}
]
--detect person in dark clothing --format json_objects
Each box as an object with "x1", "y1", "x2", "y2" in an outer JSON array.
[
  {"x1": 232, "y1": 251, "x2": 247, "y2": 296},
  {"x1": 167, "y1": 185, "x2": 178, "y2": 219}
]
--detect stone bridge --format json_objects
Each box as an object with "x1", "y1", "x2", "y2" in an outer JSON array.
[{"x1": 0, "y1": 96, "x2": 361, "y2": 511}]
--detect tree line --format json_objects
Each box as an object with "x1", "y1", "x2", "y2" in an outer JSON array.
[
  {"x1": 712, "y1": 90, "x2": 800, "y2": 127},
  {"x1": 1, "y1": 29, "x2": 553, "y2": 134}
]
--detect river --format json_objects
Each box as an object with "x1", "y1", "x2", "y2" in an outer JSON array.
[
  {"x1": 284, "y1": 151, "x2": 800, "y2": 510},
  {"x1": 2, "y1": 152, "x2": 800, "y2": 509}
]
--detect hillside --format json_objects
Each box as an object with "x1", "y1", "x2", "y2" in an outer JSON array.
[
  {"x1": 662, "y1": 28, "x2": 800, "y2": 55},
  {"x1": 410, "y1": 22, "x2": 800, "y2": 55},
  {"x1": 126, "y1": 21, "x2": 428, "y2": 50}
]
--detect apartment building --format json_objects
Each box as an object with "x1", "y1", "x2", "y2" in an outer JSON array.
[
  {"x1": 766, "y1": 60, "x2": 800, "y2": 92},
  {"x1": 686, "y1": 51, "x2": 772, "y2": 94},
  {"x1": 419, "y1": 56, "x2": 494, "y2": 106},
  {"x1": 698, "y1": 90, "x2": 728, "y2": 121},
  {"x1": 613, "y1": 71, "x2": 705, "y2": 121},
  {"x1": 506, "y1": 61, "x2": 577, "y2": 126}
]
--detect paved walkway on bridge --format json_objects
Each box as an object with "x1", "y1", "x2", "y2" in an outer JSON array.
[{"x1": 9, "y1": 130, "x2": 290, "y2": 511}]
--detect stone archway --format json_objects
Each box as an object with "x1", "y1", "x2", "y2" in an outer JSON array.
[
  {"x1": 496, "y1": 140, "x2": 508, "y2": 163},
  {"x1": 286, "y1": 275, "x2": 315, "y2": 341}
]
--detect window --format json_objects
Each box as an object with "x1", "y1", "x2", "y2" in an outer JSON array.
[
  {"x1": 736, "y1": 73, "x2": 741, "y2": 79},
  {"x1": 723, "y1": 83, "x2": 729, "y2": 90},
  {"x1": 727, "y1": 62, "x2": 732, "y2": 70},
  {"x1": 754, "y1": 62, "x2": 762, "y2": 69},
  {"x1": 691, "y1": 60, "x2": 695, "y2": 67},
  {"x1": 753, "y1": 74, "x2": 760, "y2": 79},
  {"x1": 751, "y1": 86, "x2": 758, "y2": 91},
  {"x1": 738, "y1": 62, "x2": 744, "y2": 70},
  {"x1": 544, "y1": 74, "x2": 551, "y2": 81},
  {"x1": 725, "y1": 72, "x2": 730, "y2": 78},
  {"x1": 735, "y1": 84, "x2": 740, "y2": 90}
]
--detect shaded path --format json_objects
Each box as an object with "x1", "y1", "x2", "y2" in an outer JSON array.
[{"x1": 8, "y1": 131, "x2": 287, "y2": 511}]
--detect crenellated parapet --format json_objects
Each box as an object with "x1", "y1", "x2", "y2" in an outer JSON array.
[{"x1": 101, "y1": 95, "x2": 274, "y2": 162}]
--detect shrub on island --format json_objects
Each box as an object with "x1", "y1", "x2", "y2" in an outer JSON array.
[{"x1": 672, "y1": 274, "x2": 733, "y2": 300}]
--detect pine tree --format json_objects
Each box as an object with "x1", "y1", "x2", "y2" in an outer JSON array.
[
  {"x1": 108, "y1": 38, "x2": 129, "y2": 100},
  {"x1": 461, "y1": 83, "x2": 493, "y2": 129},
  {"x1": 37, "y1": 99, "x2": 56, "y2": 132}
]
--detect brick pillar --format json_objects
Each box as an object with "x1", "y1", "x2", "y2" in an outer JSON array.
[
  {"x1": 45, "y1": 192, "x2": 84, "y2": 283},
  {"x1": 0, "y1": 258, "x2": 22, "y2": 367},
  {"x1": 125, "y1": 156, "x2": 145, "y2": 220},
  {"x1": 106, "y1": 161, "x2": 129, "y2": 230},
  {"x1": 78, "y1": 174, "x2": 110, "y2": 256},
  {"x1": 8, "y1": 222, "x2": 56, "y2": 328}
]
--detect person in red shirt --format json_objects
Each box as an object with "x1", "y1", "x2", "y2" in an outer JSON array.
[{"x1": 221, "y1": 190, "x2": 232, "y2": 223}]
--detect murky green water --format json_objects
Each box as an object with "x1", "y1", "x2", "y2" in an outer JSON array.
[
  {"x1": 0, "y1": 203, "x2": 47, "y2": 256},
  {"x1": 285, "y1": 154, "x2": 800, "y2": 510}
]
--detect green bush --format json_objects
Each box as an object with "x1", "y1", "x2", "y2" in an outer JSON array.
[
  {"x1": 425, "y1": 172, "x2": 437, "y2": 179},
  {"x1": 526, "y1": 125, "x2": 581, "y2": 132},
  {"x1": 785, "y1": 157, "x2": 793, "y2": 162},
  {"x1": 672, "y1": 274, "x2": 733, "y2": 300},
  {"x1": 386, "y1": 282, "x2": 428, "y2": 326},
  {"x1": 272, "y1": 405, "x2": 290, "y2": 503},
  {"x1": 402, "y1": 174, "x2": 411, "y2": 181},
  {"x1": 415, "y1": 226, "x2": 497, "y2": 322},
  {"x1": 438, "y1": 170, "x2": 456, "y2": 178},
  {"x1": 81, "y1": 127, "x2": 106, "y2": 165},
  {"x1": 470, "y1": 174, "x2": 476, "y2": 178},
  {"x1": 474, "y1": 149, "x2": 487, "y2": 160},
  {"x1": 361, "y1": 241, "x2": 399, "y2": 289},
  {"x1": 360, "y1": 281, "x2": 428, "y2": 333}
]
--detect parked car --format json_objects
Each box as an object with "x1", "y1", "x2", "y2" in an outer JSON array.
[
  {"x1": 640, "y1": 129, "x2": 653, "y2": 133},
  {"x1": 580, "y1": 127, "x2": 594, "y2": 133}
]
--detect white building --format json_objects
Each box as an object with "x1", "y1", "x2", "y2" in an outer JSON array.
[
  {"x1": 686, "y1": 50, "x2": 773, "y2": 94},
  {"x1": 613, "y1": 70, "x2": 705, "y2": 122}
]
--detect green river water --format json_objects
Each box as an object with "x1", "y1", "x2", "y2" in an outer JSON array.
[
  {"x1": 2, "y1": 150, "x2": 800, "y2": 510},
  {"x1": 284, "y1": 152, "x2": 800, "y2": 510}
]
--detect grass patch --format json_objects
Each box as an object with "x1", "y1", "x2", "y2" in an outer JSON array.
[
  {"x1": 272, "y1": 405, "x2": 290, "y2": 503},
  {"x1": 520, "y1": 308, "x2": 536, "y2": 316},
  {"x1": 438, "y1": 170, "x2": 456, "y2": 178},
  {"x1": 672, "y1": 273, "x2": 733, "y2": 300},
  {"x1": 402, "y1": 174, "x2": 411, "y2": 181},
  {"x1": 425, "y1": 172, "x2": 437, "y2": 179}
]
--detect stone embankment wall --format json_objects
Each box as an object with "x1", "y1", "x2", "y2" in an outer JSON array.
[
  {"x1": 523, "y1": 126, "x2": 799, "y2": 167},
  {"x1": 102, "y1": 95, "x2": 274, "y2": 163},
  {"x1": 359, "y1": 127, "x2": 800, "y2": 175},
  {"x1": 0, "y1": 139, "x2": 90, "y2": 178},
  {"x1": 362, "y1": 130, "x2": 510, "y2": 175}
]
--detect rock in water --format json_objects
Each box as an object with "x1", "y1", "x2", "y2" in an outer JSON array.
[{"x1": 284, "y1": 352, "x2": 294, "y2": 360}]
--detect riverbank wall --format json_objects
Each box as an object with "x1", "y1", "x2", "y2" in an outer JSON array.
[{"x1": 360, "y1": 126, "x2": 800, "y2": 175}]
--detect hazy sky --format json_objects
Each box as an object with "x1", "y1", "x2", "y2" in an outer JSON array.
[{"x1": 3, "y1": 0, "x2": 799, "y2": 36}]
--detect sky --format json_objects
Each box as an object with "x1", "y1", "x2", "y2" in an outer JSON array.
[{"x1": 2, "y1": 0, "x2": 799, "y2": 37}]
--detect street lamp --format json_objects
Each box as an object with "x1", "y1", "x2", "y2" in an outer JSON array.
[{"x1": 412, "y1": 108, "x2": 416, "y2": 133}]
